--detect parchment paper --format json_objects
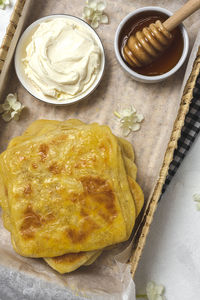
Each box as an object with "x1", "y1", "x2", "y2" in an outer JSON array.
[{"x1": 0, "y1": 1, "x2": 200, "y2": 299}]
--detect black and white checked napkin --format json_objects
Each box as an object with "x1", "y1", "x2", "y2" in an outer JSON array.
[{"x1": 162, "y1": 71, "x2": 200, "y2": 193}]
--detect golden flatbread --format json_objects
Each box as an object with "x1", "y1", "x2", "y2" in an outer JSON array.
[
  {"x1": 0, "y1": 121, "x2": 135, "y2": 258},
  {"x1": 44, "y1": 250, "x2": 99, "y2": 274},
  {"x1": 0, "y1": 119, "x2": 144, "y2": 273}
]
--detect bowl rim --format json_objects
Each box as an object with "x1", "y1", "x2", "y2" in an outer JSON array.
[
  {"x1": 114, "y1": 6, "x2": 189, "y2": 82},
  {"x1": 14, "y1": 14, "x2": 105, "y2": 105}
]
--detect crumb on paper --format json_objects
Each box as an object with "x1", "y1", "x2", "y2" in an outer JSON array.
[
  {"x1": 0, "y1": 93, "x2": 25, "y2": 122},
  {"x1": 82, "y1": 0, "x2": 109, "y2": 29},
  {"x1": 0, "y1": 0, "x2": 10, "y2": 9},
  {"x1": 114, "y1": 105, "x2": 144, "y2": 136},
  {"x1": 193, "y1": 193, "x2": 200, "y2": 211}
]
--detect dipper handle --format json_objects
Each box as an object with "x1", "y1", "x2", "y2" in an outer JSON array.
[{"x1": 163, "y1": 0, "x2": 200, "y2": 32}]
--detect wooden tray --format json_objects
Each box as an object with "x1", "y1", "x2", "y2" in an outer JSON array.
[{"x1": 0, "y1": 0, "x2": 200, "y2": 281}]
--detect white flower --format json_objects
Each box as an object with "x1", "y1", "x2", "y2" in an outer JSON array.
[
  {"x1": 0, "y1": 93, "x2": 24, "y2": 122},
  {"x1": 193, "y1": 193, "x2": 200, "y2": 211},
  {"x1": 114, "y1": 105, "x2": 144, "y2": 136},
  {"x1": 146, "y1": 281, "x2": 166, "y2": 300},
  {"x1": 82, "y1": 0, "x2": 108, "y2": 29},
  {"x1": 0, "y1": 0, "x2": 10, "y2": 9}
]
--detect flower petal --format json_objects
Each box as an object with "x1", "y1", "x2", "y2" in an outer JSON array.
[
  {"x1": 100, "y1": 14, "x2": 109, "y2": 24},
  {"x1": 2, "y1": 111, "x2": 12, "y2": 122},
  {"x1": 87, "y1": 0, "x2": 97, "y2": 10},
  {"x1": 91, "y1": 14, "x2": 102, "y2": 28},
  {"x1": 93, "y1": 14, "x2": 101, "y2": 22},
  {"x1": 12, "y1": 101, "x2": 22, "y2": 111},
  {"x1": 155, "y1": 284, "x2": 165, "y2": 295},
  {"x1": 2, "y1": 101, "x2": 11, "y2": 111},
  {"x1": 11, "y1": 110, "x2": 20, "y2": 121},
  {"x1": 94, "y1": 10, "x2": 103, "y2": 17},
  {"x1": 7, "y1": 93, "x2": 17, "y2": 106},
  {"x1": 121, "y1": 126, "x2": 130, "y2": 137},
  {"x1": 146, "y1": 281, "x2": 165, "y2": 300},
  {"x1": 91, "y1": 19, "x2": 99, "y2": 29},
  {"x1": 83, "y1": 6, "x2": 93, "y2": 18},
  {"x1": 136, "y1": 113, "x2": 144, "y2": 122},
  {"x1": 97, "y1": 1, "x2": 106, "y2": 11},
  {"x1": 130, "y1": 123, "x2": 140, "y2": 131}
]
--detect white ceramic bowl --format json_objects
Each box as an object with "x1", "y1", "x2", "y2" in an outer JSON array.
[
  {"x1": 114, "y1": 7, "x2": 189, "y2": 83},
  {"x1": 15, "y1": 15, "x2": 105, "y2": 105}
]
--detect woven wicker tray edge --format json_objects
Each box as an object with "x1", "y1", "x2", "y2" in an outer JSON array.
[{"x1": 0, "y1": 0, "x2": 25, "y2": 73}]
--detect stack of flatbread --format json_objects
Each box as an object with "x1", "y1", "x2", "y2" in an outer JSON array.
[{"x1": 0, "y1": 119, "x2": 144, "y2": 273}]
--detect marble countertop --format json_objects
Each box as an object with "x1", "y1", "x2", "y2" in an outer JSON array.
[{"x1": 0, "y1": 3, "x2": 200, "y2": 299}]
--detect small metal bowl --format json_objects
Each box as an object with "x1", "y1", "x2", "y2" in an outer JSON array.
[
  {"x1": 114, "y1": 7, "x2": 189, "y2": 83},
  {"x1": 15, "y1": 15, "x2": 105, "y2": 105}
]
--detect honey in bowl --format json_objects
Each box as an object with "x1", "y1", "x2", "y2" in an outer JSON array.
[{"x1": 119, "y1": 11, "x2": 184, "y2": 76}]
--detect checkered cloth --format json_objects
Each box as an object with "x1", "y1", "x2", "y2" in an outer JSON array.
[{"x1": 162, "y1": 71, "x2": 200, "y2": 193}]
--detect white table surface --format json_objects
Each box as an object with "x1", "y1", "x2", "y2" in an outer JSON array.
[{"x1": 1, "y1": 3, "x2": 200, "y2": 299}]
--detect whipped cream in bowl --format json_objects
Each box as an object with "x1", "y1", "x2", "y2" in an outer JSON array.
[{"x1": 15, "y1": 15, "x2": 105, "y2": 105}]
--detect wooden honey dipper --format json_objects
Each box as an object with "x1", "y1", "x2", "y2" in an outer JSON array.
[{"x1": 123, "y1": 0, "x2": 200, "y2": 68}]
